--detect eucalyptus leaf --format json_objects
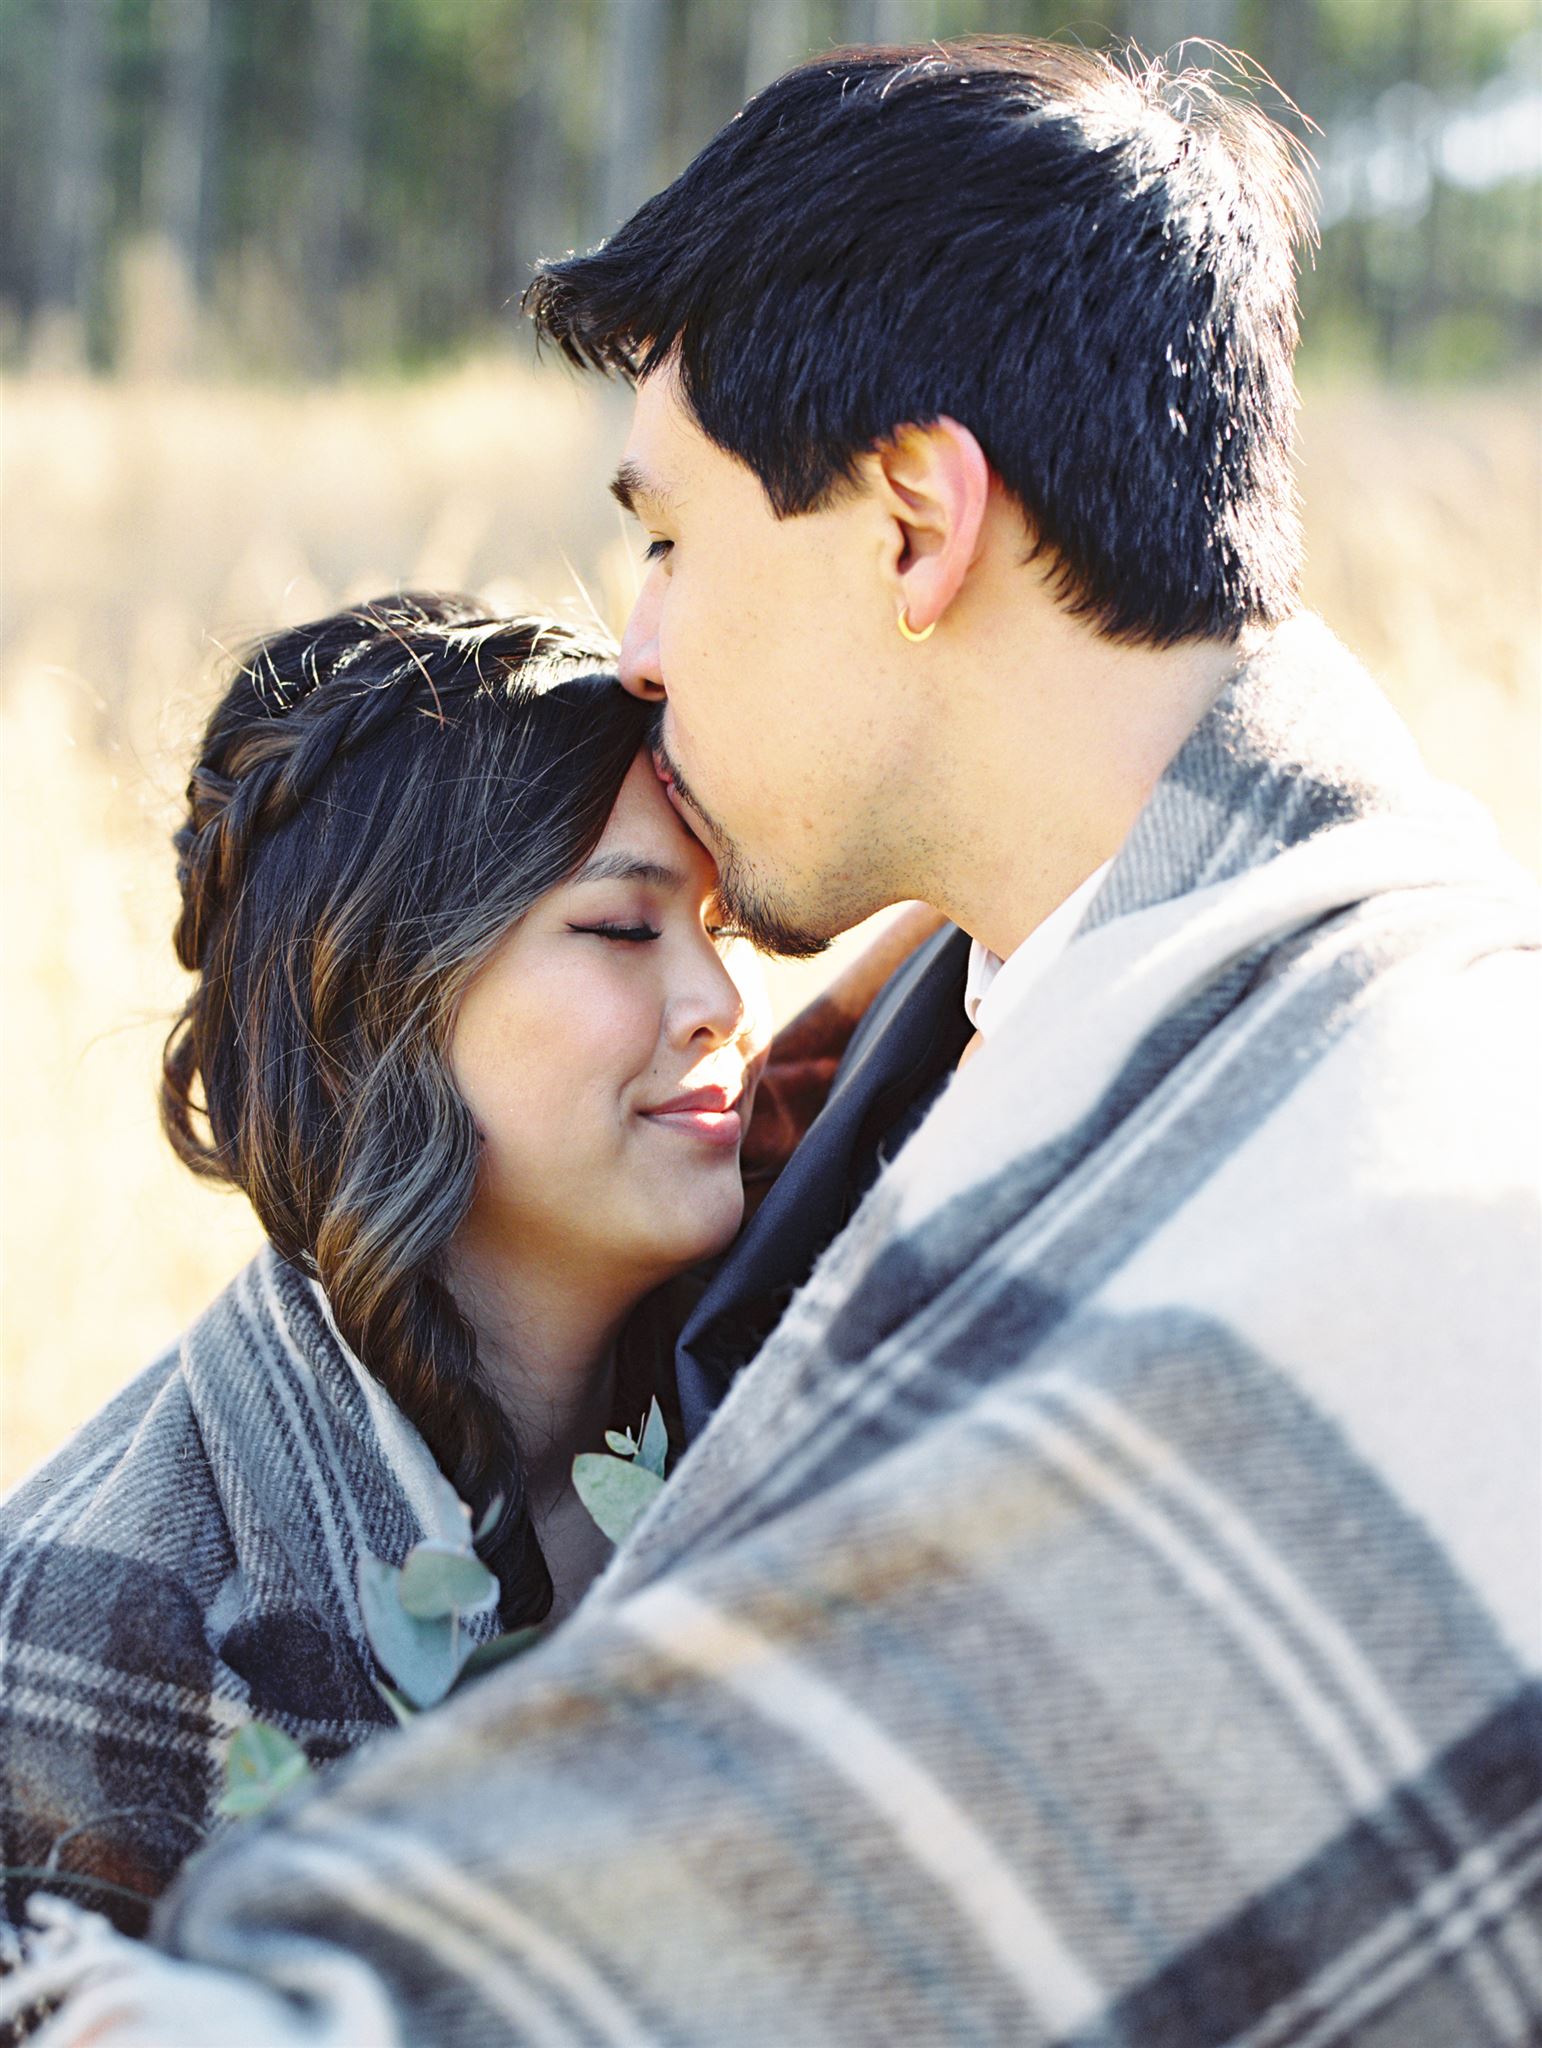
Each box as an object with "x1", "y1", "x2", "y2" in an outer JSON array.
[
  {"x1": 216, "y1": 1721, "x2": 312, "y2": 1819},
  {"x1": 374, "y1": 1679, "x2": 417, "y2": 1728},
  {"x1": 398, "y1": 1541, "x2": 498, "y2": 1620},
  {"x1": 571, "y1": 1453, "x2": 665, "y2": 1546},
  {"x1": 453, "y1": 1625, "x2": 548, "y2": 1690},
  {"x1": 358, "y1": 1553, "x2": 465, "y2": 1708},
  {"x1": 422, "y1": 1471, "x2": 477, "y2": 1550},
  {"x1": 603, "y1": 1429, "x2": 637, "y2": 1457},
  {"x1": 473, "y1": 1493, "x2": 505, "y2": 1546},
  {"x1": 636, "y1": 1397, "x2": 669, "y2": 1478}
]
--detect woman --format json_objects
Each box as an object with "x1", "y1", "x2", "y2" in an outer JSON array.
[{"x1": 0, "y1": 594, "x2": 770, "y2": 1942}]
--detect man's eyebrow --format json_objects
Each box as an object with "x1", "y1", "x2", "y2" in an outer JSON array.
[
  {"x1": 571, "y1": 852, "x2": 687, "y2": 890},
  {"x1": 608, "y1": 460, "x2": 672, "y2": 518}
]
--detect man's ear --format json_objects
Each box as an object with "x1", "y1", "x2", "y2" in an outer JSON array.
[{"x1": 871, "y1": 416, "x2": 992, "y2": 639}]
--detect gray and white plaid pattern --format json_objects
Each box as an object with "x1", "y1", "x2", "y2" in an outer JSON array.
[
  {"x1": 5, "y1": 615, "x2": 1539, "y2": 2047},
  {"x1": 0, "y1": 1249, "x2": 500, "y2": 1967}
]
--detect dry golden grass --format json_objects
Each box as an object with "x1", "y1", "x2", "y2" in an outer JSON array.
[{"x1": 3, "y1": 363, "x2": 1538, "y2": 1486}]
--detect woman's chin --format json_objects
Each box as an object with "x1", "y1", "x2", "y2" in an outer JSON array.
[{"x1": 628, "y1": 1179, "x2": 746, "y2": 1282}]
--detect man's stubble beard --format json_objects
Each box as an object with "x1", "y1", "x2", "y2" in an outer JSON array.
[{"x1": 650, "y1": 717, "x2": 834, "y2": 961}]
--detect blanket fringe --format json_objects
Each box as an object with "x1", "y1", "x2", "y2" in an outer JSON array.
[{"x1": 0, "y1": 1894, "x2": 373, "y2": 2046}]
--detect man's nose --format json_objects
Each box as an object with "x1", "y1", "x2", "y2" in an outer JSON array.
[{"x1": 619, "y1": 580, "x2": 666, "y2": 703}]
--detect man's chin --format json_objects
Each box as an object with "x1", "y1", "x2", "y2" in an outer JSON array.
[
  {"x1": 651, "y1": 733, "x2": 834, "y2": 958},
  {"x1": 718, "y1": 868, "x2": 836, "y2": 962}
]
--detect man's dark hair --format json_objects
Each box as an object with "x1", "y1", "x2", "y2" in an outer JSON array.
[{"x1": 528, "y1": 38, "x2": 1316, "y2": 648}]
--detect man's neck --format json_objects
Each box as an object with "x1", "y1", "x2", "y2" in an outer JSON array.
[{"x1": 909, "y1": 592, "x2": 1258, "y2": 960}]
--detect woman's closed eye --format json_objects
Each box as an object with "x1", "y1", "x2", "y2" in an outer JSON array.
[
  {"x1": 568, "y1": 920, "x2": 661, "y2": 943},
  {"x1": 642, "y1": 537, "x2": 673, "y2": 564}
]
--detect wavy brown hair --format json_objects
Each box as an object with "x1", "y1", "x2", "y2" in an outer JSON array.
[{"x1": 162, "y1": 593, "x2": 654, "y2": 1623}]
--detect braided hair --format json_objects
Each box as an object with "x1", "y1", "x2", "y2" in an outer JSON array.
[{"x1": 162, "y1": 593, "x2": 654, "y2": 1623}]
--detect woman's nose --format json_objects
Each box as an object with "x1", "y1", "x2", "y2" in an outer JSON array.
[{"x1": 674, "y1": 940, "x2": 747, "y2": 1052}]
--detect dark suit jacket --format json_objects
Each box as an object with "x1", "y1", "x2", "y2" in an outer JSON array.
[{"x1": 674, "y1": 923, "x2": 973, "y2": 1439}]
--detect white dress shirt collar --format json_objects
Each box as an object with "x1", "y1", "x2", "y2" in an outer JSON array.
[{"x1": 963, "y1": 861, "x2": 1114, "y2": 1040}]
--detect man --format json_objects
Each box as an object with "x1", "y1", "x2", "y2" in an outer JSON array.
[{"x1": 12, "y1": 39, "x2": 1539, "y2": 2047}]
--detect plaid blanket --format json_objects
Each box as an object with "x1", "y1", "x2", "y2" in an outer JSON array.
[
  {"x1": 8, "y1": 615, "x2": 1541, "y2": 2046},
  {"x1": 0, "y1": 1249, "x2": 502, "y2": 1960}
]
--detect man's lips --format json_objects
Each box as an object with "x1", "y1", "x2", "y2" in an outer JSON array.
[
  {"x1": 651, "y1": 749, "x2": 711, "y2": 843},
  {"x1": 638, "y1": 1083, "x2": 744, "y2": 1148}
]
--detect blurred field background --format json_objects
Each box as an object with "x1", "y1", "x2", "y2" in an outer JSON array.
[{"x1": 3, "y1": 0, "x2": 1540, "y2": 1485}]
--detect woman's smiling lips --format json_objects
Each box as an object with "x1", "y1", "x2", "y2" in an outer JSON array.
[{"x1": 638, "y1": 1083, "x2": 744, "y2": 1148}]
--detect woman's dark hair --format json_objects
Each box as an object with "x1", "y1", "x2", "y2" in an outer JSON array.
[
  {"x1": 527, "y1": 38, "x2": 1315, "y2": 649},
  {"x1": 162, "y1": 593, "x2": 654, "y2": 1623}
]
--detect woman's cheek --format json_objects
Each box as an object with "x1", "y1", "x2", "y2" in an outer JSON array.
[{"x1": 578, "y1": 961, "x2": 663, "y2": 1093}]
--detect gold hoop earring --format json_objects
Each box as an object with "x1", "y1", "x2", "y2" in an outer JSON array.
[{"x1": 897, "y1": 606, "x2": 935, "y2": 644}]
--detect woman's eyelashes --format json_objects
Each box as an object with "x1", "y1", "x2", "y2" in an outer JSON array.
[
  {"x1": 643, "y1": 537, "x2": 673, "y2": 564},
  {"x1": 569, "y1": 915, "x2": 745, "y2": 949},
  {"x1": 569, "y1": 920, "x2": 661, "y2": 944},
  {"x1": 705, "y1": 899, "x2": 748, "y2": 945}
]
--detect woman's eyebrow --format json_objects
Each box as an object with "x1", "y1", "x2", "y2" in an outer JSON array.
[{"x1": 572, "y1": 852, "x2": 686, "y2": 889}]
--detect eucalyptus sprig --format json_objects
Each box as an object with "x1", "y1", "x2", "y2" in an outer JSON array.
[
  {"x1": 356, "y1": 1471, "x2": 502, "y2": 1715},
  {"x1": 215, "y1": 1475, "x2": 510, "y2": 1816},
  {"x1": 218, "y1": 1398, "x2": 672, "y2": 1815},
  {"x1": 216, "y1": 1722, "x2": 313, "y2": 1819},
  {"x1": 571, "y1": 1394, "x2": 669, "y2": 1543}
]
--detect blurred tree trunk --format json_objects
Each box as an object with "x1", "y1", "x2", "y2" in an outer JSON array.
[
  {"x1": 503, "y1": 10, "x2": 583, "y2": 311},
  {"x1": 1409, "y1": 0, "x2": 1447, "y2": 367},
  {"x1": 841, "y1": 0, "x2": 932, "y2": 46},
  {"x1": 1257, "y1": 0, "x2": 1320, "y2": 120},
  {"x1": 151, "y1": 0, "x2": 221, "y2": 293},
  {"x1": 1382, "y1": 0, "x2": 1431, "y2": 370},
  {"x1": 744, "y1": 0, "x2": 807, "y2": 96},
  {"x1": 306, "y1": 0, "x2": 369, "y2": 372},
  {"x1": 1128, "y1": 0, "x2": 1239, "y2": 60},
  {"x1": 36, "y1": 0, "x2": 107, "y2": 362},
  {"x1": 599, "y1": 0, "x2": 666, "y2": 233},
  {"x1": 128, "y1": 0, "x2": 223, "y2": 374}
]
